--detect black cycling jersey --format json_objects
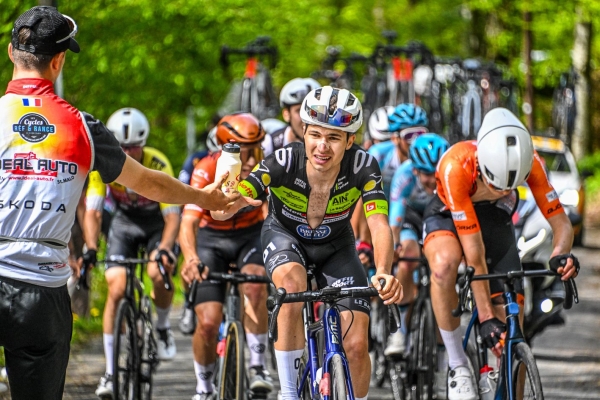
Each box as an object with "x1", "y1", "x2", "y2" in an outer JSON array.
[
  {"x1": 269, "y1": 126, "x2": 287, "y2": 152},
  {"x1": 239, "y1": 142, "x2": 389, "y2": 244}
]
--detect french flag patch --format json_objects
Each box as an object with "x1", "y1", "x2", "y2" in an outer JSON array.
[{"x1": 22, "y1": 98, "x2": 42, "y2": 107}]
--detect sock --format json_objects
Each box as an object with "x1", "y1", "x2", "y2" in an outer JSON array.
[
  {"x1": 399, "y1": 304, "x2": 410, "y2": 335},
  {"x1": 103, "y1": 333, "x2": 114, "y2": 375},
  {"x1": 439, "y1": 327, "x2": 469, "y2": 369},
  {"x1": 193, "y1": 360, "x2": 216, "y2": 394},
  {"x1": 155, "y1": 306, "x2": 171, "y2": 330},
  {"x1": 247, "y1": 333, "x2": 268, "y2": 368},
  {"x1": 356, "y1": 396, "x2": 368, "y2": 400},
  {"x1": 275, "y1": 349, "x2": 304, "y2": 400}
]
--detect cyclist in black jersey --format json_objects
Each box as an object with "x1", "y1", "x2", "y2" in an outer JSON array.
[
  {"x1": 212, "y1": 86, "x2": 403, "y2": 400},
  {"x1": 262, "y1": 77, "x2": 320, "y2": 156}
]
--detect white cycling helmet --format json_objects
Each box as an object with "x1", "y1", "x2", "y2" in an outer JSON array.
[
  {"x1": 368, "y1": 106, "x2": 395, "y2": 141},
  {"x1": 261, "y1": 118, "x2": 287, "y2": 135},
  {"x1": 206, "y1": 126, "x2": 220, "y2": 152},
  {"x1": 279, "y1": 77, "x2": 321, "y2": 108},
  {"x1": 477, "y1": 107, "x2": 534, "y2": 191},
  {"x1": 300, "y1": 86, "x2": 363, "y2": 133},
  {"x1": 107, "y1": 108, "x2": 150, "y2": 146}
]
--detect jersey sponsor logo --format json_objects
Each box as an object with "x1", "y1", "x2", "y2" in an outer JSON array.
[
  {"x1": 335, "y1": 176, "x2": 349, "y2": 191},
  {"x1": 291, "y1": 244, "x2": 306, "y2": 265},
  {"x1": 354, "y1": 298, "x2": 371, "y2": 311},
  {"x1": 364, "y1": 199, "x2": 388, "y2": 217},
  {"x1": 0, "y1": 199, "x2": 67, "y2": 213},
  {"x1": 149, "y1": 157, "x2": 166, "y2": 171},
  {"x1": 38, "y1": 262, "x2": 68, "y2": 272},
  {"x1": 546, "y1": 203, "x2": 563, "y2": 215},
  {"x1": 326, "y1": 187, "x2": 361, "y2": 214},
  {"x1": 267, "y1": 253, "x2": 289, "y2": 273},
  {"x1": 451, "y1": 211, "x2": 467, "y2": 221},
  {"x1": 12, "y1": 113, "x2": 56, "y2": 142},
  {"x1": 263, "y1": 241, "x2": 276, "y2": 262},
  {"x1": 322, "y1": 209, "x2": 350, "y2": 224},
  {"x1": 363, "y1": 180, "x2": 376, "y2": 192},
  {"x1": 457, "y1": 223, "x2": 477, "y2": 231},
  {"x1": 296, "y1": 224, "x2": 331, "y2": 239},
  {"x1": 262, "y1": 173, "x2": 271, "y2": 186},
  {"x1": 193, "y1": 168, "x2": 210, "y2": 182},
  {"x1": 270, "y1": 186, "x2": 308, "y2": 212},
  {"x1": 546, "y1": 190, "x2": 558, "y2": 202},
  {"x1": 294, "y1": 178, "x2": 306, "y2": 189},
  {"x1": 238, "y1": 181, "x2": 258, "y2": 199},
  {"x1": 22, "y1": 98, "x2": 41, "y2": 107},
  {"x1": 282, "y1": 208, "x2": 308, "y2": 223}
]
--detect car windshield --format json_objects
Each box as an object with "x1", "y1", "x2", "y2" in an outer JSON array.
[{"x1": 536, "y1": 150, "x2": 571, "y2": 173}]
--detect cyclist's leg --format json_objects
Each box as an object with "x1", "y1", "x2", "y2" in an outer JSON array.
[
  {"x1": 263, "y1": 223, "x2": 308, "y2": 399},
  {"x1": 192, "y1": 228, "x2": 228, "y2": 395},
  {"x1": 315, "y1": 240, "x2": 371, "y2": 398},
  {"x1": 98, "y1": 212, "x2": 143, "y2": 395}
]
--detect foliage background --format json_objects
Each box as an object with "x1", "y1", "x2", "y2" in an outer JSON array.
[{"x1": 2, "y1": 0, "x2": 600, "y2": 171}]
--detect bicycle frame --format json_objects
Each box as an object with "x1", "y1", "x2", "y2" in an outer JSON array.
[{"x1": 298, "y1": 301, "x2": 355, "y2": 400}]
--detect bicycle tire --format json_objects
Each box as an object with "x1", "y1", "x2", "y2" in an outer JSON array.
[
  {"x1": 218, "y1": 321, "x2": 245, "y2": 400},
  {"x1": 138, "y1": 300, "x2": 158, "y2": 400},
  {"x1": 389, "y1": 360, "x2": 407, "y2": 400},
  {"x1": 113, "y1": 299, "x2": 139, "y2": 400},
  {"x1": 410, "y1": 298, "x2": 436, "y2": 400},
  {"x1": 371, "y1": 300, "x2": 389, "y2": 388},
  {"x1": 509, "y1": 342, "x2": 544, "y2": 400},
  {"x1": 329, "y1": 354, "x2": 348, "y2": 400}
]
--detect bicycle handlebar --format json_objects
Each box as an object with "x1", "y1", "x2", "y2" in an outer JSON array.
[
  {"x1": 220, "y1": 36, "x2": 278, "y2": 68},
  {"x1": 267, "y1": 279, "x2": 401, "y2": 343},
  {"x1": 97, "y1": 257, "x2": 173, "y2": 292},
  {"x1": 452, "y1": 266, "x2": 579, "y2": 317}
]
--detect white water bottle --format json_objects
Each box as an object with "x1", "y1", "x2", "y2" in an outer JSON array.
[
  {"x1": 479, "y1": 365, "x2": 497, "y2": 400},
  {"x1": 214, "y1": 143, "x2": 242, "y2": 194}
]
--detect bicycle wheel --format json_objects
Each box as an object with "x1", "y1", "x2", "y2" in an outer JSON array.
[
  {"x1": 371, "y1": 300, "x2": 389, "y2": 387},
  {"x1": 509, "y1": 342, "x2": 544, "y2": 399},
  {"x1": 218, "y1": 321, "x2": 245, "y2": 400},
  {"x1": 138, "y1": 298, "x2": 158, "y2": 400},
  {"x1": 113, "y1": 299, "x2": 138, "y2": 400},
  {"x1": 389, "y1": 360, "x2": 407, "y2": 400},
  {"x1": 410, "y1": 298, "x2": 436, "y2": 400},
  {"x1": 296, "y1": 351, "x2": 312, "y2": 400},
  {"x1": 329, "y1": 354, "x2": 347, "y2": 400}
]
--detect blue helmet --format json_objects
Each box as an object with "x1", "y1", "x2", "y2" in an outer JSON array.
[
  {"x1": 409, "y1": 133, "x2": 449, "y2": 174},
  {"x1": 389, "y1": 103, "x2": 428, "y2": 132}
]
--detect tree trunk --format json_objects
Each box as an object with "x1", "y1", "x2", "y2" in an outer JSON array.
[
  {"x1": 523, "y1": 9, "x2": 534, "y2": 132},
  {"x1": 572, "y1": 9, "x2": 592, "y2": 161}
]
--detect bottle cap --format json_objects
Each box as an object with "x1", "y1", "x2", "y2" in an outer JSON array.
[
  {"x1": 222, "y1": 143, "x2": 241, "y2": 154},
  {"x1": 480, "y1": 364, "x2": 494, "y2": 374}
]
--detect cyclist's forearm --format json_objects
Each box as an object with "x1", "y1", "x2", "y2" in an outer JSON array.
[
  {"x1": 83, "y1": 209, "x2": 101, "y2": 250},
  {"x1": 390, "y1": 224, "x2": 401, "y2": 247},
  {"x1": 158, "y1": 212, "x2": 180, "y2": 251},
  {"x1": 547, "y1": 212, "x2": 574, "y2": 256},
  {"x1": 178, "y1": 214, "x2": 200, "y2": 261},
  {"x1": 460, "y1": 232, "x2": 495, "y2": 321},
  {"x1": 368, "y1": 214, "x2": 394, "y2": 274}
]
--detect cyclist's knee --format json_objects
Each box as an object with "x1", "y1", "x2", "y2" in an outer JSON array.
[
  {"x1": 242, "y1": 282, "x2": 268, "y2": 305},
  {"x1": 195, "y1": 305, "x2": 222, "y2": 339},
  {"x1": 344, "y1": 333, "x2": 369, "y2": 362},
  {"x1": 429, "y1": 256, "x2": 460, "y2": 287}
]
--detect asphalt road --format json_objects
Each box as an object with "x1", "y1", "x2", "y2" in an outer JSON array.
[{"x1": 2, "y1": 231, "x2": 598, "y2": 400}]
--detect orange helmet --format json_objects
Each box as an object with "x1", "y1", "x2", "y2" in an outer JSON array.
[{"x1": 216, "y1": 113, "x2": 265, "y2": 146}]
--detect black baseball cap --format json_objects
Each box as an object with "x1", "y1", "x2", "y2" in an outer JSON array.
[{"x1": 11, "y1": 6, "x2": 80, "y2": 55}]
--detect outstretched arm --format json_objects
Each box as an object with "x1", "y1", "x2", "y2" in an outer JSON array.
[{"x1": 367, "y1": 213, "x2": 403, "y2": 304}]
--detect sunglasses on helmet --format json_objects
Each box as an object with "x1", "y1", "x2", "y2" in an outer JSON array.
[
  {"x1": 398, "y1": 126, "x2": 428, "y2": 143},
  {"x1": 306, "y1": 104, "x2": 357, "y2": 128},
  {"x1": 56, "y1": 15, "x2": 78, "y2": 44}
]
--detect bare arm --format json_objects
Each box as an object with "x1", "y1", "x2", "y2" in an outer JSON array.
[
  {"x1": 367, "y1": 213, "x2": 402, "y2": 304},
  {"x1": 178, "y1": 213, "x2": 204, "y2": 285},
  {"x1": 83, "y1": 209, "x2": 102, "y2": 251},
  {"x1": 114, "y1": 156, "x2": 240, "y2": 211},
  {"x1": 458, "y1": 232, "x2": 496, "y2": 322},
  {"x1": 547, "y1": 212, "x2": 577, "y2": 279}
]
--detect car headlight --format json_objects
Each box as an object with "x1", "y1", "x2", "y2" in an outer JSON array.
[{"x1": 559, "y1": 189, "x2": 579, "y2": 207}]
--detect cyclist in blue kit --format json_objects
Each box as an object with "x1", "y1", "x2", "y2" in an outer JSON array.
[{"x1": 210, "y1": 86, "x2": 403, "y2": 400}]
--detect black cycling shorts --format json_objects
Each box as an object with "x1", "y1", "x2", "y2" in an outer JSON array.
[
  {"x1": 402, "y1": 205, "x2": 424, "y2": 240},
  {"x1": 105, "y1": 210, "x2": 166, "y2": 268},
  {"x1": 193, "y1": 223, "x2": 264, "y2": 305},
  {"x1": 423, "y1": 194, "x2": 522, "y2": 294},
  {"x1": 261, "y1": 216, "x2": 371, "y2": 315},
  {"x1": 0, "y1": 277, "x2": 72, "y2": 400}
]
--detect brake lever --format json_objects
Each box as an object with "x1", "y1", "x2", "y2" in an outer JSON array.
[
  {"x1": 267, "y1": 287, "x2": 287, "y2": 343},
  {"x1": 155, "y1": 251, "x2": 173, "y2": 291}
]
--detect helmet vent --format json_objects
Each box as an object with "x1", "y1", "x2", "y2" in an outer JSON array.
[
  {"x1": 122, "y1": 124, "x2": 130, "y2": 141},
  {"x1": 507, "y1": 170, "x2": 517, "y2": 188},
  {"x1": 346, "y1": 94, "x2": 356, "y2": 107},
  {"x1": 329, "y1": 89, "x2": 339, "y2": 115},
  {"x1": 485, "y1": 167, "x2": 495, "y2": 181},
  {"x1": 314, "y1": 88, "x2": 322, "y2": 101},
  {"x1": 507, "y1": 136, "x2": 516, "y2": 146}
]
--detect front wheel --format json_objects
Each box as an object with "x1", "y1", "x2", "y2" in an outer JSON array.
[
  {"x1": 409, "y1": 298, "x2": 437, "y2": 399},
  {"x1": 296, "y1": 351, "x2": 312, "y2": 400},
  {"x1": 138, "y1": 304, "x2": 158, "y2": 400},
  {"x1": 218, "y1": 321, "x2": 245, "y2": 400},
  {"x1": 329, "y1": 354, "x2": 348, "y2": 400},
  {"x1": 510, "y1": 342, "x2": 544, "y2": 400},
  {"x1": 113, "y1": 299, "x2": 138, "y2": 400}
]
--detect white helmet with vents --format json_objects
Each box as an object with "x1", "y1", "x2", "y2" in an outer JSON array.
[
  {"x1": 299, "y1": 86, "x2": 363, "y2": 133},
  {"x1": 107, "y1": 108, "x2": 150, "y2": 146},
  {"x1": 368, "y1": 106, "x2": 395, "y2": 141},
  {"x1": 477, "y1": 108, "x2": 534, "y2": 191},
  {"x1": 279, "y1": 77, "x2": 321, "y2": 108}
]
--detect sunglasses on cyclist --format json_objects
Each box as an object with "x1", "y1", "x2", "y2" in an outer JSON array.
[
  {"x1": 398, "y1": 126, "x2": 428, "y2": 143},
  {"x1": 239, "y1": 145, "x2": 264, "y2": 163},
  {"x1": 305, "y1": 104, "x2": 357, "y2": 128},
  {"x1": 121, "y1": 145, "x2": 143, "y2": 151},
  {"x1": 56, "y1": 15, "x2": 78, "y2": 44}
]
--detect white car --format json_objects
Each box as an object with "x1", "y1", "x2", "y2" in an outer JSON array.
[{"x1": 531, "y1": 136, "x2": 585, "y2": 245}]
